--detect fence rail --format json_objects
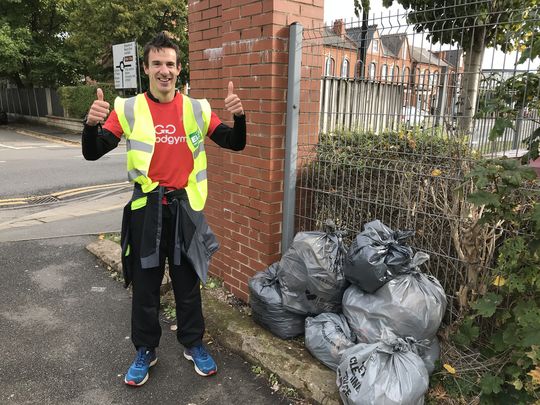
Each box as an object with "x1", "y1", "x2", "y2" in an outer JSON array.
[{"x1": 0, "y1": 87, "x2": 64, "y2": 118}]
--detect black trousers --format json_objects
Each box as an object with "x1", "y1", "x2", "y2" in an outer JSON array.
[{"x1": 129, "y1": 204, "x2": 204, "y2": 349}]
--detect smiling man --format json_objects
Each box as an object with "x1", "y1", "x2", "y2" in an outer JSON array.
[{"x1": 81, "y1": 32, "x2": 246, "y2": 387}]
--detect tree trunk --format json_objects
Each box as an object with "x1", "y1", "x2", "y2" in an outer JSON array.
[{"x1": 458, "y1": 26, "x2": 486, "y2": 135}]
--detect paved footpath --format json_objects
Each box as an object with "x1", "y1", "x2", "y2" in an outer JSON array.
[{"x1": 0, "y1": 236, "x2": 290, "y2": 405}]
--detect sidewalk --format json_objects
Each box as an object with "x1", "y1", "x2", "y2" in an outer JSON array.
[
  {"x1": 6, "y1": 121, "x2": 83, "y2": 145},
  {"x1": 0, "y1": 236, "x2": 295, "y2": 405},
  {"x1": 87, "y1": 238, "x2": 340, "y2": 405}
]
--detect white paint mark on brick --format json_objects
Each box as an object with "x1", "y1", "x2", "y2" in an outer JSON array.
[{"x1": 204, "y1": 47, "x2": 223, "y2": 61}]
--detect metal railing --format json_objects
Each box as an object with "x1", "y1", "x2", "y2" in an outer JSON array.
[{"x1": 0, "y1": 87, "x2": 64, "y2": 117}]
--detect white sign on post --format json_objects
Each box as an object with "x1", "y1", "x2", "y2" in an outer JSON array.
[{"x1": 112, "y1": 41, "x2": 138, "y2": 89}]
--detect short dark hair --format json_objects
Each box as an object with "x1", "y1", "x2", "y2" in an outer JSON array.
[{"x1": 143, "y1": 32, "x2": 180, "y2": 67}]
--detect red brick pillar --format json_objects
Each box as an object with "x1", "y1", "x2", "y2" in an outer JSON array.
[{"x1": 188, "y1": 0, "x2": 323, "y2": 301}]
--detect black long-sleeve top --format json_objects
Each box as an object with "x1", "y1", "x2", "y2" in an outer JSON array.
[{"x1": 82, "y1": 92, "x2": 246, "y2": 161}]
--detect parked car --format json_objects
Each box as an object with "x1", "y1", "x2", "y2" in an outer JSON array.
[{"x1": 402, "y1": 106, "x2": 428, "y2": 127}]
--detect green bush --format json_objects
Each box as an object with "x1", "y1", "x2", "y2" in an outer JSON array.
[{"x1": 57, "y1": 83, "x2": 118, "y2": 119}]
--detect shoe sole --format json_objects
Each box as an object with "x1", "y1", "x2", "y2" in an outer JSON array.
[
  {"x1": 183, "y1": 352, "x2": 217, "y2": 377},
  {"x1": 124, "y1": 358, "x2": 158, "y2": 387}
]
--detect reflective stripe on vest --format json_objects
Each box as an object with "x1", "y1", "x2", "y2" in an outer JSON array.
[{"x1": 114, "y1": 93, "x2": 211, "y2": 211}]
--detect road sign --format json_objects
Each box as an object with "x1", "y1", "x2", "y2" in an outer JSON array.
[{"x1": 112, "y1": 41, "x2": 138, "y2": 89}]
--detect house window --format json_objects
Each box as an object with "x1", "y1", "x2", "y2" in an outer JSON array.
[
  {"x1": 402, "y1": 67, "x2": 410, "y2": 84},
  {"x1": 368, "y1": 62, "x2": 376, "y2": 79},
  {"x1": 341, "y1": 58, "x2": 350, "y2": 77},
  {"x1": 393, "y1": 66, "x2": 399, "y2": 82},
  {"x1": 389, "y1": 65, "x2": 394, "y2": 80},
  {"x1": 325, "y1": 56, "x2": 335, "y2": 76},
  {"x1": 381, "y1": 64, "x2": 387, "y2": 80},
  {"x1": 372, "y1": 39, "x2": 379, "y2": 53}
]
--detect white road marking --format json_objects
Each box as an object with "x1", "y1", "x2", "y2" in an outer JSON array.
[{"x1": 0, "y1": 143, "x2": 18, "y2": 149}]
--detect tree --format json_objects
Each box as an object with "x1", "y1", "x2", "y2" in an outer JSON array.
[
  {"x1": 64, "y1": 0, "x2": 189, "y2": 87},
  {"x1": 355, "y1": 0, "x2": 538, "y2": 134},
  {"x1": 0, "y1": 0, "x2": 78, "y2": 87}
]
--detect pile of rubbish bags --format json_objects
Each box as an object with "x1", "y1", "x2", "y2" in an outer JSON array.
[
  {"x1": 248, "y1": 220, "x2": 447, "y2": 404},
  {"x1": 248, "y1": 220, "x2": 348, "y2": 339}
]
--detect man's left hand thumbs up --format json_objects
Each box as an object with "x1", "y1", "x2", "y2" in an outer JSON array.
[{"x1": 224, "y1": 81, "x2": 244, "y2": 117}]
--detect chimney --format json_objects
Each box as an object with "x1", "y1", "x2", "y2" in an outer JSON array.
[{"x1": 333, "y1": 19, "x2": 345, "y2": 37}]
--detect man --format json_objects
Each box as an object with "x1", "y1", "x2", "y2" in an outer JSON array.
[{"x1": 82, "y1": 32, "x2": 246, "y2": 386}]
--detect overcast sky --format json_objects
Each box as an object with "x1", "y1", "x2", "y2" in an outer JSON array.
[
  {"x1": 323, "y1": 0, "x2": 404, "y2": 24},
  {"x1": 322, "y1": 0, "x2": 539, "y2": 70}
]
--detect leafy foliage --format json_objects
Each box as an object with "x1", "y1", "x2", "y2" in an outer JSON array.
[
  {"x1": 0, "y1": 0, "x2": 78, "y2": 87},
  {"x1": 57, "y1": 84, "x2": 117, "y2": 119},
  {"x1": 0, "y1": 0, "x2": 189, "y2": 88},
  {"x1": 477, "y1": 71, "x2": 540, "y2": 163},
  {"x1": 380, "y1": 0, "x2": 536, "y2": 53},
  {"x1": 64, "y1": 0, "x2": 189, "y2": 87},
  {"x1": 457, "y1": 157, "x2": 540, "y2": 401}
]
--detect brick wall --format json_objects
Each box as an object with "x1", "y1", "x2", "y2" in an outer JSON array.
[{"x1": 188, "y1": 0, "x2": 323, "y2": 301}]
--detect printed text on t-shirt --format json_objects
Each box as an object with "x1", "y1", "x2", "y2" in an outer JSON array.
[{"x1": 155, "y1": 124, "x2": 186, "y2": 144}]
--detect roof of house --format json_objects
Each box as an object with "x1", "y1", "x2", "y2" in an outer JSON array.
[
  {"x1": 345, "y1": 25, "x2": 377, "y2": 49},
  {"x1": 410, "y1": 46, "x2": 449, "y2": 67},
  {"x1": 379, "y1": 34, "x2": 408, "y2": 58},
  {"x1": 323, "y1": 26, "x2": 358, "y2": 50}
]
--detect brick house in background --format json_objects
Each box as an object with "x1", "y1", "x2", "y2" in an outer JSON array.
[
  {"x1": 323, "y1": 20, "x2": 358, "y2": 77},
  {"x1": 325, "y1": 19, "x2": 463, "y2": 115}
]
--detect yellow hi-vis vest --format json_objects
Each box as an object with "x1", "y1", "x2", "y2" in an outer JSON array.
[{"x1": 115, "y1": 93, "x2": 211, "y2": 211}]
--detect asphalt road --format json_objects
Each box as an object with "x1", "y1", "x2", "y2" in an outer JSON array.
[
  {"x1": 0, "y1": 127, "x2": 125, "y2": 198},
  {"x1": 0, "y1": 236, "x2": 291, "y2": 405}
]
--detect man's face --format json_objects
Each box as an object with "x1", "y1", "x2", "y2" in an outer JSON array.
[{"x1": 144, "y1": 48, "x2": 181, "y2": 100}]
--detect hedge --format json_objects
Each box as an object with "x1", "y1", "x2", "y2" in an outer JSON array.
[{"x1": 57, "y1": 83, "x2": 118, "y2": 119}]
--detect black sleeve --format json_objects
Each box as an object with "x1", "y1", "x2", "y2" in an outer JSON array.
[
  {"x1": 82, "y1": 124, "x2": 121, "y2": 160},
  {"x1": 209, "y1": 114, "x2": 246, "y2": 151}
]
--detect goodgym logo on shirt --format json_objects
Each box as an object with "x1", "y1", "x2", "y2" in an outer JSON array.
[{"x1": 155, "y1": 124, "x2": 186, "y2": 144}]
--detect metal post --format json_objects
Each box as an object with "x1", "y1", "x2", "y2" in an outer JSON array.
[
  {"x1": 282, "y1": 22, "x2": 303, "y2": 253},
  {"x1": 136, "y1": 39, "x2": 142, "y2": 94}
]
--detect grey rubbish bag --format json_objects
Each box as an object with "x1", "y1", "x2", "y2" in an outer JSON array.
[
  {"x1": 342, "y1": 252, "x2": 447, "y2": 342},
  {"x1": 343, "y1": 220, "x2": 414, "y2": 293},
  {"x1": 305, "y1": 313, "x2": 357, "y2": 371},
  {"x1": 277, "y1": 222, "x2": 348, "y2": 315},
  {"x1": 418, "y1": 337, "x2": 440, "y2": 375},
  {"x1": 336, "y1": 338, "x2": 429, "y2": 405},
  {"x1": 248, "y1": 263, "x2": 306, "y2": 339}
]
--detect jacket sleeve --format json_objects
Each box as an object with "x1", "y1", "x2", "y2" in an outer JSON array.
[
  {"x1": 208, "y1": 114, "x2": 246, "y2": 151},
  {"x1": 82, "y1": 124, "x2": 120, "y2": 160}
]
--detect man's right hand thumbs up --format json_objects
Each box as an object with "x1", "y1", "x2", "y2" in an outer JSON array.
[
  {"x1": 224, "y1": 81, "x2": 244, "y2": 117},
  {"x1": 85, "y1": 88, "x2": 110, "y2": 126}
]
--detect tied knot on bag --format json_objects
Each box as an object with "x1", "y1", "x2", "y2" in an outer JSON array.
[{"x1": 322, "y1": 219, "x2": 348, "y2": 274}]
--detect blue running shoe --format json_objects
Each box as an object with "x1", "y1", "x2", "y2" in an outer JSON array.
[
  {"x1": 183, "y1": 344, "x2": 217, "y2": 376},
  {"x1": 124, "y1": 347, "x2": 157, "y2": 386}
]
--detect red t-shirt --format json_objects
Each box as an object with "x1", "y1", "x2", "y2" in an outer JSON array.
[{"x1": 104, "y1": 93, "x2": 221, "y2": 189}]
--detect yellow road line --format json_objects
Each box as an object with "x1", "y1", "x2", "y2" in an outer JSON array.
[
  {"x1": 0, "y1": 182, "x2": 130, "y2": 206},
  {"x1": 53, "y1": 181, "x2": 129, "y2": 198},
  {"x1": 0, "y1": 201, "x2": 27, "y2": 206},
  {"x1": 0, "y1": 197, "x2": 26, "y2": 202}
]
